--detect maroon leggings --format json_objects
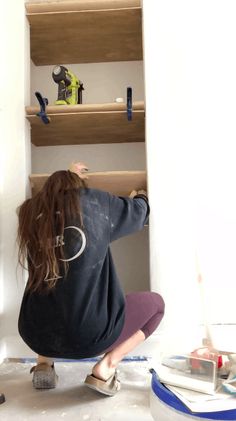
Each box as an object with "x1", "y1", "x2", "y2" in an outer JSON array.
[{"x1": 103, "y1": 291, "x2": 165, "y2": 353}]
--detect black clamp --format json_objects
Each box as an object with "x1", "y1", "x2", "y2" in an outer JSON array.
[
  {"x1": 35, "y1": 91, "x2": 50, "y2": 124},
  {"x1": 127, "y1": 87, "x2": 132, "y2": 121}
]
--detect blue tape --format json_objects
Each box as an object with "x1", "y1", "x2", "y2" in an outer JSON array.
[{"x1": 15, "y1": 356, "x2": 148, "y2": 364}]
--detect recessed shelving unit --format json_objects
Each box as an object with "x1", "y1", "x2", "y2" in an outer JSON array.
[
  {"x1": 26, "y1": 0, "x2": 145, "y2": 195},
  {"x1": 26, "y1": 101, "x2": 145, "y2": 146},
  {"x1": 30, "y1": 171, "x2": 147, "y2": 196},
  {"x1": 25, "y1": 0, "x2": 142, "y2": 65}
]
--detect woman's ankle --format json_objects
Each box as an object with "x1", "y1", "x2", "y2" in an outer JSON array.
[
  {"x1": 92, "y1": 355, "x2": 117, "y2": 381},
  {"x1": 37, "y1": 355, "x2": 54, "y2": 366}
]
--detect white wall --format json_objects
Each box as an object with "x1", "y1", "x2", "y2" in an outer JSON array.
[
  {"x1": 31, "y1": 60, "x2": 149, "y2": 295},
  {"x1": 143, "y1": 0, "x2": 236, "y2": 351},
  {"x1": 31, "y1": 61, "x2": 144, "y2": 105},
  {"x1": 0, "y1": 0, "x2": 31, "y2": 359}
]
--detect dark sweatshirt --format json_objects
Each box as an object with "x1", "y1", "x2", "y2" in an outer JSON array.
[{"x1": 18, "y1": 188, "x2": 149, "y2": 359}]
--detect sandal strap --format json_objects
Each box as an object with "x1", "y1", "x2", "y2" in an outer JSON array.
[
  {"x1": 84, "y1": 370, "x2": 121, "y2": 395},
  {"x1": 111, "y1": 371, "x2": 120, "y2": 391},
  {"x1": 103, "y1": 370, "x2": 120, "y2": 391},
  {"x1": 30, "y1": 363, "x2": 54, "y2": 374}
]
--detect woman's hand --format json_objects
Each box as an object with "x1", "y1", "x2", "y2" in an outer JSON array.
[
  {"x1": 129, "y1": 190, "x2": 138, "y2": 198},
  {"x1": 137, "y1": 189, "x2": 147, "y2": 197},
  {"x1": 129, "y1": 189, "x2": 148, "y2": 198},
  {"x1": 69, "y1": 162, "x2": 89, "y2": 179}
]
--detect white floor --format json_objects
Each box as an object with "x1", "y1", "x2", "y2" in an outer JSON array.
[{"x1": 0, "y1": 359, "x2": 154, "y2": 421}]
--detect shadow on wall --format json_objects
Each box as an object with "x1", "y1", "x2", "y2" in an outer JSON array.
[{"x1": 111, "y1": 228, "x2": 150, "y2": 293}]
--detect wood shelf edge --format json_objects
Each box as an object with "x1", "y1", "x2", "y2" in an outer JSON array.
[
  {"x1": 26, "y1": 0, "x2": 141, "y2": 14},
  {"x1": 26, "y1": 101, "x2": 145, "y2": 116},
  {"x1": 30, "y1": 170, "x2": 147, "y2": 196},
  {"x1": 30, "y1": 170, "x2": 146, "y2": 177}
]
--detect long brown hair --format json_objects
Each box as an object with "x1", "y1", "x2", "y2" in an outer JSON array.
[{"x1": 17, "y1": 170, "x2": 86, "y2": 294}]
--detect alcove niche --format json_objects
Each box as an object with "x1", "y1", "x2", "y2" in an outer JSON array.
[{"x1": 26, "y1": 0, "x2": 149, "y2": 294}]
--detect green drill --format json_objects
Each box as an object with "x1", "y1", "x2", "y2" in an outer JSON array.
[{"x1": 52, "y1": 65, "x2": 84, "y2": 105}]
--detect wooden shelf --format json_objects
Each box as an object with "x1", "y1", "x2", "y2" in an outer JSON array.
[
  {"x1": 26, "y1": 101, "x2": 145, "y2": 146},
  {"x1": 30, "y1": 170, "x2": 146, "y2": 196},
  {"x1": 25, "y1": 0, "x2": 142, "y2": 65}
]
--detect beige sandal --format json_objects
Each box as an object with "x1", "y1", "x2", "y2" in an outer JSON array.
[
  {"x1": 84, "y1": 371, "x2": 121, "y2": 396},
  {"x1": 30, "y1": 363, "x2": 58, "y2": 389}
]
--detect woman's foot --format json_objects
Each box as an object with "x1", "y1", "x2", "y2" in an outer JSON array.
[
  {"x1": 84, "y1": 371, "x2": 120, "y2": 396},
  {"x1": 92, "y1": 357, "x2": 117, "y2": 381},
  {"x1": 30, "y1": 363, "x2": 58, "y2": 389}
]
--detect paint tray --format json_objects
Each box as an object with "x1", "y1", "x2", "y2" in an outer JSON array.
[{"x1": 154, "y1": 354, "x2": 217, "y2": 394}]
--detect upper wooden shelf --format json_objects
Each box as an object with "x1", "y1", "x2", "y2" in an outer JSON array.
[
  {"x1": 26, "y1": 101, "x2": 145, "y2": 146},
  {"x1": 30, "y1": 170, "x2": 147, "y2": 196},
  {"x1": 25, "y1": 0, "x2": 143, "y2": 65}
]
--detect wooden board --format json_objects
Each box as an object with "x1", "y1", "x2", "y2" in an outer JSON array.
[
  {"x1": 26, "y1": 102, "x2": 145, "y2": 146},
  {"x1": 26, "y1": 101, "x2": 144, "y2": 115},
  {"x1": 30, "y1": 171, "x2": 147, "y2": 196},
  {"x1": 26, "y1": 0, "x2": 141, "y2": 13},
  {"x1": 26, "y1": 5, "x2": 142, "y2": 65}
]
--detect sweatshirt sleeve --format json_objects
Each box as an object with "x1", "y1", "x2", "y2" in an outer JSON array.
[{"x1": 109, "y1": 193, "x2": 150, "y2": 243}]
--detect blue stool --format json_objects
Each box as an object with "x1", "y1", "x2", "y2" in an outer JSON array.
[{"x1": 150, "y1": 370, "x2": 236, "y2": 421}]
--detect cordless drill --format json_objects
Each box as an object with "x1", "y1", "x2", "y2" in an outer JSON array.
[{"x1": 52, "y1": 65, "x2": 84, "y2": 105}]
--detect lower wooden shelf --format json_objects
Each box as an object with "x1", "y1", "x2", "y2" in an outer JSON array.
[
  {"x1": 30, "y1": 170, "x2": 147, "y2": 196},
  {"x1": 26, "y1": 102, "x2": 145, "y2": 146}
]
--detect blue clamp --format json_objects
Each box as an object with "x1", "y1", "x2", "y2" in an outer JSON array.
[
  {"x1": 127, "y1": 87, "x2": 132, "y2": 121},
  {"x1": 35, "y1": 91, "x2": 50, "y2": 124}
]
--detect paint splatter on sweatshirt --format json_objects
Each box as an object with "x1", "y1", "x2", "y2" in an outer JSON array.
[{"x1": 18, "y1": 188, "x2": 149, "y2": 359}]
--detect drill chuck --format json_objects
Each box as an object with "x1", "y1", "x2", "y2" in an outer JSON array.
[{"x1": 52, "y1": 65, "x2": 71, "y2": 86}]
